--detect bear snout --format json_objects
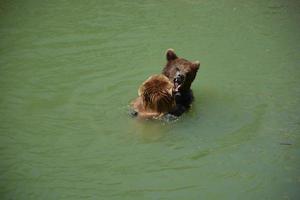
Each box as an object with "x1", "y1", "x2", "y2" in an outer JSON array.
[{"x1": 174, "y1": 72, "x2": 185, "y2": 84}]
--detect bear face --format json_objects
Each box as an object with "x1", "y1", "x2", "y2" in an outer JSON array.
[{"x1": 162, "y1": 49, "x2": 200, "y2": 93}]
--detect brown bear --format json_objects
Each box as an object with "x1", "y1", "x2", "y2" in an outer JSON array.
[
  {"x1": 130, "y1": 74, "x2": 176, "y2": 119},
  {"x1": 162, "y1": 49, "x2": 200, "y2": 116}
]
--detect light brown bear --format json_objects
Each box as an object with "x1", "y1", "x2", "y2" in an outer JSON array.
[{"x1": 130, "y1": 74, "x2": 176, "y2": 119}]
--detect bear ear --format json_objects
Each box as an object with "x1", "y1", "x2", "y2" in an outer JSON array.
[
  {"x1": 166, "y1": 48, "x2": 178, "y2": 61},
  {"x1": 193, "y1": 60, "x2": 200, "y2": 70}
]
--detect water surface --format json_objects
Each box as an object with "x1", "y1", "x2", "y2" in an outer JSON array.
[{"x1": 0, "y1": 0, "x2": 299, "y2": 199}]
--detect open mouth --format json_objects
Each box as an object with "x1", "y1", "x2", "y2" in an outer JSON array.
[{"x1": 173, "y1": 78, "x2": 183, "y2": 92}]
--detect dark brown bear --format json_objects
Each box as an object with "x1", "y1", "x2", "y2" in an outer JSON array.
[{"x1": 162, "y1": 49, "x2": 200, "y2": 116}]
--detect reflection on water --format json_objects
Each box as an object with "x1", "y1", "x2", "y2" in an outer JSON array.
[{"x1": 0, "y1": 0, "x2": 299, "y2": 199}]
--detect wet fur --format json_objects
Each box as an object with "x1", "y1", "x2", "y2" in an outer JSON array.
[
  {"x1": 131, "y1": 75, "x2": 175, "y2": 119},
  {"x1": 162, "y1": 49, "x2": 200, "y2": 116}
]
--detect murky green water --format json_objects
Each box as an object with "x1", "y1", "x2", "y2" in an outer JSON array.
[{"x1": 0, "y1": 0, "x2": 299, "y2": 199}]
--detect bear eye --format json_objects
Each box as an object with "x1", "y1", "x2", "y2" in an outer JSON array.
[{"x1": 175, "y1": 67, "x2": 179, "y2": 71}]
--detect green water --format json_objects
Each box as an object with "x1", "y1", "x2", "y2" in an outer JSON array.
[{"x1": 0, "y1": 0, "x2": 299, "y2": 199}]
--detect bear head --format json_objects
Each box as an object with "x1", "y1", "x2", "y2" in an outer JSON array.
[
  {"x1": 138, "y1": 74, "x2": 175, "y2": 114},
  {"x1": 162, "y1": 49, "x2": 200, "y2": 93}
]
